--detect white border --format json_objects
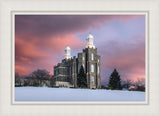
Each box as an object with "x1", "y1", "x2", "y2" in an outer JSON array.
[
  {"x1": 0, "y1": 0, "x2": 160, "y2": 116},
  {"x1": 12, "y1": 11, "x2": 148, "y2": 105}
]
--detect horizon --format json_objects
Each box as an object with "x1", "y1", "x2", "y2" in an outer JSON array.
[{"x1": 15, "y1": 15, "x2": 145, "y2": 83}]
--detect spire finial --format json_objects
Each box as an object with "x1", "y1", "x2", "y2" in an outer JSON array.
[
  {"x1": 85, "y1": 33, "x2": 95, "y2": 49},
  {"x1": 64, "y1": 46, "x2": 71, "y2": 59}
]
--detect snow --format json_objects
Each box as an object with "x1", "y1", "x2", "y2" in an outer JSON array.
[{"x1": 15, "y1": 87, "x2": 145, "y2": 101}]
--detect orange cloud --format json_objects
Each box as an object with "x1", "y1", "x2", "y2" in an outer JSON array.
[
  {"x1": 15, "y1": 65, "x2": 31, "y2": 76},
  {"x1": 15, "y1": 37, "x2": 53, "y2": 59},
  {"x1": 49, "y1": 34, "x2": 83, "y2": 51},
  {"x1": 15, "y1": 34, "x2": 83, "y2": 76}
]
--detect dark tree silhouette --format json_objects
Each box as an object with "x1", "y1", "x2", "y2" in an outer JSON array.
[
  {"x1": 32, "y1": 69, "x2": 50, "y2": 80},
  {"x1": 15, "y1": 72, "x2": 22, "y2": 86},
  {"x1": 135, "y1": 78, "x2": 145, "y2": 91},
  {"x1": 77, "y1": 65, "x2": 87, "y2": 88},
  {"x1": 122, "y1": 79, "x2": 132, "y2": 89},
  {"x1": 15, "y1": 72, "x2": 19, "y2": 81},
  {"x1": 108, "y1": 69, "x2": 122, "y2": 90}
]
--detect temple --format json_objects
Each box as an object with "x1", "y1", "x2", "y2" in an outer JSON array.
[{"x1": 53, "y1": 34, "x2": 101, "y2": 88}]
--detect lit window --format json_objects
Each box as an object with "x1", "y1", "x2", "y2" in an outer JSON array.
[
  {"x1": 72, "y1": 65, "x2": 74, "y2": 73},
  {"x1": 98, "y1": 59, "x2": 99, "y2": 62},
  {"x1": 82, "y1": 57, "x2": 85, "y2": 60},
  {"x1": 83, "y1": 64, "x2": 85, "y2": 68},
  {"x1": 91, "y1": 76, "x2": 95, "y2": 84},
  {"x1": 97, "y1": 66, "x2": 100, "y2": 74},
  {"x1": 78, "y1": 64, "x2": 80, "y2": 72},
  {"x1": 91, "y1": 64, "x2": 94, "y2": 72},
  {"x1": 98, "y1": 78, "x2": 101, "y2": 85},
  {"x1": 91, "y1": 53, "x2": 94, "y2": 60},
  {"x1": 56, "y1": 70, "x2": 58, "y2": 75}
]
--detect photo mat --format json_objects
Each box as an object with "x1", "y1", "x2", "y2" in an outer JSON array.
[{"x1": 12, "y1": 12, "x2": 148, "y2": 104}]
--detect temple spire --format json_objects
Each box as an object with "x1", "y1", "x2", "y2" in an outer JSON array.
[
  {"x1": 85, "y1": 33, "x2": 95, "y2": 49},
  {"x1": 64, "y1": 46, "x2": 72, "y2": 59}
]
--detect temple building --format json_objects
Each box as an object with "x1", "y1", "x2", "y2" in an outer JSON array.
[{"x1": 53, "y1": 34, "x2": 101, "y2": 89}]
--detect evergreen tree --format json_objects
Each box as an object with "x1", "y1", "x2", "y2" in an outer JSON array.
[
  {"x1": 108, "y1": 69, "x2": 122, "y2": 90},
  {"x1": 77, "y1": 65, "x2": 87, "y2": 88}
]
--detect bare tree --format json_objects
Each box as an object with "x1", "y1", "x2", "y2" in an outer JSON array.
[
  {"x1": 135, "y1": 78, "x2": 145, "y2": 86},
  {"x1": 134, "y1": 78, "x2": 145, "y2": 91},
  {"x1": 123, "y1": 79, "x2": 133, "y2": 89},
  {"x1": 15, "y1": 72, "x2": 22, "y2": 86},
  {"x1": 32, "y1": 69, "x2": 50, "y2": 80},
  {"x1": 15, "y1": 72, "x2": 19, "y2": 81}
]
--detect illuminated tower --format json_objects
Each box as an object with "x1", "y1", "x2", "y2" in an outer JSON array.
[
  {"x1": 64, "y1": 46, "x2": 72, "y2": 59},
  {"x1": 85, "y1": 34, "x2": 95, "y2": 49}
]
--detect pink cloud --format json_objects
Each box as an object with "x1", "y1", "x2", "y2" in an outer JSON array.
[
  {"x1": 44, "y1": 34, "x2": 83, "y2": 53},
  {"x1": 15, "y1": 34, "x2": 83, "y2": 76},
  {"x1": 15, "y1": 37, "x2": 53, "y2": 59}
]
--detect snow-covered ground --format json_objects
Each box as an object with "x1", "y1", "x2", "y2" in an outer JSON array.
[{"x1": 15, "y1": 87, "x2": 145, "y2": 101}]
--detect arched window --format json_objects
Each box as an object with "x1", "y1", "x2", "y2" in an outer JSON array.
[
  {"x1": 98, "y1": 78, "x2": 101, "y2": 85},
  {"x1": 91, "y1": 64, "x2": 94, "y2": 72},
  {"x1": 82, "y1": 64, "x2": 85, "y2": 68},
  {"x1": 78, "y1": 64, "x2": 80, "y2": 73},
  {"x1": 91, "y1": 76, "x2": 95, "y2": 84},
  {"x1": 72, "y1": 65, "x2": 74, "y2": 73},
  {"x1": 97, "y1": 66, "x2": 100, "y2": 74},
  {"x1": 91, "y1": 53, "x2": 94, "y2": 60},
  {"x1": 70, "y1": 67, "x2": 72, "y2": 74},
  {"x1": 56, "y1": 70, "x2": 58, "y2": 75},
  {"x1": 82, "y1": 56, "x2": 85, "y2": 60}
]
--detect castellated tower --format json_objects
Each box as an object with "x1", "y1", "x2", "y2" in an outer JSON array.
[{"x1": 53, "y1": 34, "x2": 101, "y2": 89}]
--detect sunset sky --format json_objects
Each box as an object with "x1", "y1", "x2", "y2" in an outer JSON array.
[{"x1": 15, "y1": 15, "x2": 145, "y2": 83}]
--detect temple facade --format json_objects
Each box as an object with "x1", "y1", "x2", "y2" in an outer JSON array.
[{"x1": 53, "y1": 34, "x2": 101, "y2": 89}]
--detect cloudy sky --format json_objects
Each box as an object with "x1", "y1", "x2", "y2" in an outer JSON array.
[{"x1": 15, "y1": 15, "x2": 145, "y2": 83}]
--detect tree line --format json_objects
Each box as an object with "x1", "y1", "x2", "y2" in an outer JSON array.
[
  {"x1": 102, "y1": 69, "x2": 145, "y2": 91},
  {"x1": 76, "y1": 66, "x2": 145, "y2": 91},
  {"x1": 15, "y1": 68, "x2": 145, "y2": 91},
  {"x1": 15, "y1": 69, "x2": 54, "y2": 87}
]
